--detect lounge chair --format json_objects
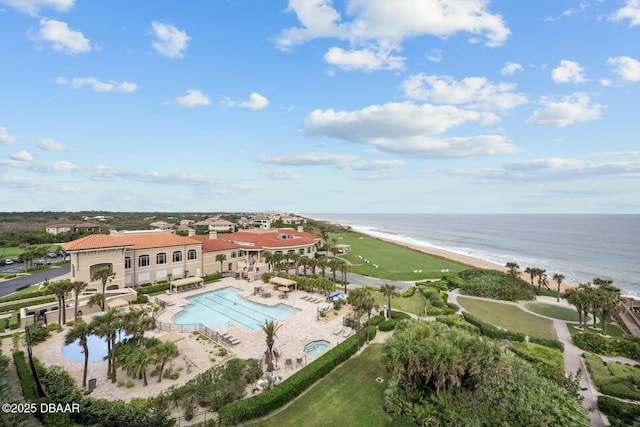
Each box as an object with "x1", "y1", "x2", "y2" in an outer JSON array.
[
  {"x1": 296, "y1": 357, "x2": 303, "y2": 367},
  {"x1": 229, "y1": 338, "x2": 241, "y2": 345},
  {"x1": 333, "y1": 327, "x2": 343, "y2": 335},
  {"x1": 343, "y1": 327, "x2": 353, "y2": 337},
  {"x1": 285, "y1": 358, "x2": 293, "y2": 370}
]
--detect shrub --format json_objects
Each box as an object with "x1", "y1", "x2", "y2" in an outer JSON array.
[
  {"x1": 370, "y1": 315, "x2": 384, "y2": 326},
  {"x1": 598, "y1": 395, "x2": 640, "y2": 427},
  {"x1": 457, "y1": 269, "x2": 535, "y2": 301},
  {"x1": 9, "y1": 311, "x2": 19, "y2": 329},
  {"x1": 390, "y1": 311, "x2": 411, "y2": 320},
  {"x1": 136, "y1": 294, "x2": 149, "y2": 304},
  {"x1": 218, "y1": 334, "x2": 360, "y2": 425},
  {"x1": 528, "y1": 335, "x2": 564, "y2": 351},
  {"x1": 0, "y1": 297, "x2": 56, "y2": 313},
  {"x1": 202, "y1": 272, "x2": 222, "y2": 283},
  {"x1": 25, "y1": 323, "x2": 50, "y2": 345},
  {"x1": 13, "y1": 351, "x2": 39, "y2": 400},
  {"x1": 261, "y1": 272, "x2": 273, "y2": 283},
  {"x1": 399, "y1": 287, "x2": 415, "y2": 298},
  {"x1": 0, "y1": 289, "x2": 49, "y2": 303},
  {"x1": 436, "y1": 314, "x2": 479, "y2": 332},
  {"x1": 134, "y1": 283, "x2": 170, "y2": 296},
  {"x1": 379, "y1": 319, "x2": 397, "y2": 331},
  {"x1": 47, "y1": 323, "x2": 62, "y2": 333}
]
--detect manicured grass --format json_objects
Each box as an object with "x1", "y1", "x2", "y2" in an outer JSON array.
[
  {"x1": 511, "y1": 341, "x2": 565, "y2": 371},
  {"x1": 457, "y1": 297, "x2": 557, "y2": 340},
  {"x1": 1, "y1": 245, "x2": 59, "y2": 259},
  {"x1": 250, "y1": 344, "x2": 390, "y2": 427},
  {"x1": 524, "y1": 302, "x2": 581, "y2": 322},
  {"x1": 331, "y1": 231, "x2": 466, "y2": 281},
  {"x1": 372, "y1": 291, "x2": 426, "y2": 317},
  {"x1": 568, "y1": 322, "x2": 626, "y2": 338}
]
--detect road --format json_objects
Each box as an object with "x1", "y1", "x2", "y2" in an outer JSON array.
[{"x1": 0, "y1": 265, "x2": 70, "y2": 297}]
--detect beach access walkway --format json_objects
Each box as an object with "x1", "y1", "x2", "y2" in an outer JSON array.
[{"x1": 447, "y1": 290, "x2": 609, "y2": 427}]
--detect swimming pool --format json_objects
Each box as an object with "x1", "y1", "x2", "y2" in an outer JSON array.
[
  {"x1": 303, "y1": 340, "x2": 330, "y2": 355},
  {"x1": 61, "y1": 333, "x2": 129, "y2": 363},
  {"x1": 172, "y1": 287, "x2": 300, "y2": 331}
]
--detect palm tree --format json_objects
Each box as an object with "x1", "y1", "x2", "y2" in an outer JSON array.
[
  {"x1": 263, "y1": 251, "x2": 274, "y2": 272},
  {"x1": 552, "y1": 273, "x2": 565, "y2": 302},
  {"x1": 124, "y1": 309, "x2": 155, "y2": 346},
  {"x1": 339, "y1": 261, "x2": 351, "y2": 294},
  {"x1": 215, "y1": 253, "x2": 227, "y2": 274},
  {"x1": 129, "y1": 347, "x2": 153, "y2": 386},
  {"x1": 380, "y1": 283, "x2": 398, "y2": 319},
  {"x1": 260, "y1": 319, "x2": 282, "y2": 372},
  {"x1": 505, "y1": 262, "x2": 520, "y2": 286},
  {"x1": 152, "y1": 341, "x2": 179, "y2": 383},
  {"x1": 327, "y1": 258, "x2": 340, "y2": 283},
  {"x1": 91, "y1": 309, "x2": 123, "y2": 382},
  {"x1": 47, "y1": 279, "x2": 73, "y2": 325},
  {"x1": 70, "y1": 281, "x2": 88, "y2": 323},
  {"x1": 524, "y1": 267, "x2": 537, "y2": 290},
  {"x1": 88, "y1": 293, "x2": 106, "y2": 312},
  {"x1": 92, "y1": 266, "x2": 115, "y2": 296},
  {"x1": 565, "y1": 286, "x2": 586, "y2": 329},
  {"x1": 537, "y1": 269, "x2": 547, "y2": 292},
  {"x1": 594, "y1": 278, "x2": 622, "y2": 335},
  {"x1": 65, "y1": 319, "x2": 93, "y2": 388}
]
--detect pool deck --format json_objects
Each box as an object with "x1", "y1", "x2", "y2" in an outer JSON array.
[
  {"x1": 154, "y1": 277, "x2": 350, "y2": 367},
  {"x1": 24, "y1": 277, "x2": 351, "y2": 402}
]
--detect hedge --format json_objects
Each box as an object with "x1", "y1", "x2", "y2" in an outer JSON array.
[
  {"x1": 218, "y1": 333, "x2": 360, "y2": 425},
  {"x1": 462, "y1": 312, "x2": 526, "y2": 342},
  {"x1": 597, "y1": 395, "x2": 640, "y2": 427},
  {"x1": 134, "y1": 283, "x2": 170, "y2": 295},
  {"x1": 370, "y1": 315, "x2": 384, "y2": 326},
  {"x1": 13, "y1": 351, "x2": 39, "y2": 400},
  {"x1": 379, "y1": 319, "x2": 397, "y2": 331},
  {"x1": 0, "y1": 289, "x2": 49, "y2": 303},
  {"x1": 435, "y1": 314, "x2": 479, "y2": 333},
  {"x1": 9, "y1": 312, "x2": 19, "y2": 329},
  {"x1": 0, "y1": 297, "x2": 56, "y2": 313},
  {"x1": 400, "y1": 287, "x2": 415, "y2": 298},
  {"x1": 390, "y1": 311, "x2": 411, "y2": 320},
  {"x1": 528, "y1": 335, "x2": 565, "y2": 352}
]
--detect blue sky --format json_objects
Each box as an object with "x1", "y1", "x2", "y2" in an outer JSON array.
[{"x1": 1, "y1": 0, "x2": 639, "y2": 214}]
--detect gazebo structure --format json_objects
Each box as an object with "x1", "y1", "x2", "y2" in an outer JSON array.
[
  {"x1": 170, "y1": 276, "x2": 205, "y2": 293},
  {"x1": 268, "y1": 276, "x2": 297, "y2": 291},
  {"x1": 106, "y1": 298, "x2": 129, "y2": 312}
]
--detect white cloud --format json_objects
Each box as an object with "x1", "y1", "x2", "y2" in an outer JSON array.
[
  {"x1": 151, "y1": 22, "x2": 190, "y2": 58},
  {"x1": 340, "y1": 159, "x2": 405, "y2": 170},
  {"x1": 174, "y1": 89, "x2": 210, "y2": 108},
  {"x1": 600, "y1": 78, "x2": 613, "y2": 87},
  {"x1": 501, "y1": 62, "x2": 522, "y2": 75},
  {"x1": 610, "y1": 0, "x2": 640, "y2": 26},
  {"x1": 37, "y1": 138, "x2": 73, "y2": 151},
  {"x1": 255, "y1": 152, "x2": 358, "y2": 166},
  {"x1": 552, "y1": 60, "x2": 587, "y2": 83},
  {"x1": 275, "y1": 0, "x2": 510, "y2": 72},
  {"x1": 223, "y1": 92, "x2": 269, "y2": 110},
  {"x1": 401, "y1": 74, "x2": 527, "y2": 110},
  {"x1": 56, "y1": 77, "x2": 138, "y2": 92},
  {"x1": 35, "y1": 19, "x2": 91, "y2": 54},
  {"x1": 1, "y1": 0, "x2": 74, "y2": 16},
  {"x1": 608, "y1": 56, "x2": 640, "y2": 82},
  {"x1": 304, "y1": 102, "x2": 517, "y2": 158},
  {"x1": 324, "y1": 46, "x2": 404, "y2": 71},
  {"x1": 261, "y1": 169, "x2": 301, "y2": 180},
  {"x1": 526, "y1": 92, "x2": 603, "y2": 128},
  {"x1": 426, "y1": 49, "x2": 442, "y2": 62},
  {"x1": 10, "y1": 150, "x2": 32, "y2": 162},
  {"x1": 0, "y1": 127, "x2": 17, "y2": 144}
]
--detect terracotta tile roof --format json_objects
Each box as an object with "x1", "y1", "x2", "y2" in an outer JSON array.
[
  {"x1": 122, "y1": 233, "x2": 201, "y2": 250},
  {"x1": 220, "y1": 229, "x2": 320, "y2": 250},
  {"x1": 202, "y1": 239, "x2": 241, "y2": 252},
  {"x1": 61, "y1": 234, "x2": 133, "y2": 251}
]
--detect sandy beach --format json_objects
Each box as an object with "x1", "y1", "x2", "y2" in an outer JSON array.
[{"x1": 359, "y1": 231, "x2": 576, "y2": 293}]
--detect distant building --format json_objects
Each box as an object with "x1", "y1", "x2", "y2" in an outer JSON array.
[
  {"x1": 149, "y1": 221, "x2": 173, "y2": 231},
  {"x1": 45, "y1": 222, "x2": 101, "y2": 235},
  {"x1": 193, "y1": 218, "x2": 235, "y2": 232}
]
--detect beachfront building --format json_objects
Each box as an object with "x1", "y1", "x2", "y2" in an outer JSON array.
[{"x1": 61, "y1": 227, "x2": 322, "y2": 288}]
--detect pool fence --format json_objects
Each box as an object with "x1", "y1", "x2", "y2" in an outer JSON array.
[{"x1": 151, "y1": 296, "x2": 222, "y2": 343}]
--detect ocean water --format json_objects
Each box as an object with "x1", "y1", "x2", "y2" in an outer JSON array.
[{"x1": 308, "y1": 214, "x2": 640, "y2": 298}]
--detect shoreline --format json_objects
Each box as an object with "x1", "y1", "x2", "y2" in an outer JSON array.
[{"x1": 352, "y1": 228, "x2": 576, "y2": 293}]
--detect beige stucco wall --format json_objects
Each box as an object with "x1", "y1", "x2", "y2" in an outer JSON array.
[
  {"x1": 69, "y1": 247, "x2": 128, "y2": 290},
  {"x1": 124, "y1": 243, "x2": 202, "y2": 286},
  {"x1": 202, "y1": 248, "x2": 240, "y2": 275}
]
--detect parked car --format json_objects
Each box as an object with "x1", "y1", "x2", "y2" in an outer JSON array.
[
  {"x1": 33, "y1": 260, "x2": 46, "y2": 266},
  {"x1": 4, "y1": 259, "x2": 13, "y2": 265},
  {"x1": 47, "y1": 252, "x2": 58, "y2": 258}
]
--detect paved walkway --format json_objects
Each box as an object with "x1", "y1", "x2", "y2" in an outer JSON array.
[{"x1": 449, "y1": 289, "x2": 609, "y2": 427}]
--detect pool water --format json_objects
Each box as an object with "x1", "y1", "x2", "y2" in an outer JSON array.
[
  {"x1": 61, "y1": 333, "x2": 129, "y2": 363},
  {"x1": 172, "y1": 287, "x2": 300, "y2": 331},
  {"x1": 304, "y1": 340, "x2": 330, "y2": 355}
]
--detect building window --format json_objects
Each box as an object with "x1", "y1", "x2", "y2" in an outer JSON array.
[
  {"x1": 173, "y1": 251, "x2": 182, "y2": 262},
  {"x1": 138, "y1": 255, "x2": 149, "y2": 267},
  {"x1": 299, "y1": 248, "x2": 305, "y2": 255},
  {"x1": 187, "y1": 249, "x2": 197, "y2": 260},
  {"x1": 231, "y1": 251, "x2": 236, "y2": 258},
  {"x1": 157, "y1": 253, "x2": 167, "y2": 265},
  {"x1": 307, "y1": 247, "x2": 311, "y2": 254},
  {"x1": 125, "y1": 257, "x2": 131, "y2": 269}
]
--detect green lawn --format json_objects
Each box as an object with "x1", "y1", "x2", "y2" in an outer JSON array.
[
  {"x1": 511, "y1": 341, "x2": 565, "y2": 371},
  {"x1": 524, "y1": 302, "x2": 581, "y2": 322},
  {"x1": 372, "y1": 291, "x2": 426, "y2": 317},
  {"x1": 250, "y1": 344, "x2": 390, "y2": 427},
  {"x1": 457, "y1": 297, "x2": 557, "y2": 340},
  {"x1": 585, "y1": 353, "x2": 640, "y2": 401},
  {"x1": 1, "y1": 245, "x2": 60, "y2": 259},
  {"x1": 331, "y1": 231, "x2": 466, "y2": 281},
  {"x1": 568, "y1": 322, "x2": 626, "y2": 338}
]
